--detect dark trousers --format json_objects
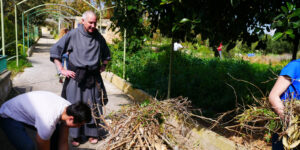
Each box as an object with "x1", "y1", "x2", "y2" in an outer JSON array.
[
  {"x1": 0, "y1": 117, "x2": 60, "y2": 150},
  {"x1": 272, "y1": 133, "x2": 284, "y2": 150}
]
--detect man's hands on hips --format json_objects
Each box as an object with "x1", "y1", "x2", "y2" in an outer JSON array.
[
  {"x1": 60, "y1": 69, "x2": 76, "y2": 79},
  {"x1": 100, "y1": 64, "x2": 106, "y2": 73},
  {"x1": 54, "y1": 59, "x2": 75, "y2": 79},
  {"x1": 100, "y1": 60, "x2": 109, "y2": 73}
]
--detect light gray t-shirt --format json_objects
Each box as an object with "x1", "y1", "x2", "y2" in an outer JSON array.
[{"x1": 0, "y1": 91, "x2": 71, "y2": 140}]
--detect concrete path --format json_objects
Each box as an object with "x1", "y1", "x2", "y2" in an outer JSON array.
[{"x1": 2, "y1": 28, "x2": 132, "y2": 150}]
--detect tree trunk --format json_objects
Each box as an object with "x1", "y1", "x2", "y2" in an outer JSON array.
[
  {"x1": 292, "y1": 34, "x2": 299, "y2": 60},
  {"x1": 167, "y1": 37, "x2": 174, "y2": 99}
]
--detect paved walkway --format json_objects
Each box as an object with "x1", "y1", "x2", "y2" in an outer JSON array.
[{"x1": 3, "y1": 28, "x2": 132, "y2": 150}]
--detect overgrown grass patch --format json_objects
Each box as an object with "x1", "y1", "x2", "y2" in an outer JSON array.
[
  {"x1": 108, "y1": 46, "x2": 283, "y2": 117},
  {"x1": 7, "y1": 56, "x2": 32, "y2": 78}
]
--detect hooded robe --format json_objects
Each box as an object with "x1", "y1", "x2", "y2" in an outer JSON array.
[{"x1": 50, "y1": 24, "x2": 111, "y2": 138}]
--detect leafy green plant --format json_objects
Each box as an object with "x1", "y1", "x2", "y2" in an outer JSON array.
[
  {"x1": 272, "y1": 2, "x2": 300, "y2": 60},
  {"x1": 2, "y1": 16, "x2": 24, "y2": 57},
  {"x1": 18, "y1": 44, "x2": 28, "y2": 57},
  {"x1": 140, "y1": 99, "x2": 150, "y2": 107},
  {"x1": 265, "y1": 38, "x2": 293, "y2": 54}
]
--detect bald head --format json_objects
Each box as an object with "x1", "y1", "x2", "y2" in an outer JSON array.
[
  {"x1": 82, "y1": 11, "x2": 97, "y2": 34},
  {"x1": 82, "y1": 11, "x2": 96, "y2": 20}
]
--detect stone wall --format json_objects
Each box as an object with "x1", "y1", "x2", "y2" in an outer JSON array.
[
  {"x1": 100, "y1": 19, "x2": 120, "y2": 44},
  {"x1": 0, "y1": 71, "x2": 12, "y2": 102}
]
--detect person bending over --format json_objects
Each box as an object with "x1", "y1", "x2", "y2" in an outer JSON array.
[{"x1": 0, "y1": 91, "x2": 91, "y2": 150}]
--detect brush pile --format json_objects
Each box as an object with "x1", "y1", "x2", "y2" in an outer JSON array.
[
  {"x1": 226, "y1": 99, "x2": 281, "y2": 135},
  {"x1": 281, "y1": 100, "x2": 300, "y2": 149},
  {"x1": 94, "y1": 97, "x2": 200, "y2": 150},
  {"x1": 224, "y1": 98, "x2": 300, "y2": 150}
]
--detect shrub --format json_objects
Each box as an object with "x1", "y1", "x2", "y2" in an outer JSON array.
[
  {"x1": 265, "y1": 38, "x2": 293, "y2": 54},
  {"x1": 2, "y1": 17, "x2": 20, "y2": 56}
]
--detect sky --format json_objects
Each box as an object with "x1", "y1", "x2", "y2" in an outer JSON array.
[
  {"x1": 91, "y1": 0, "x2": 104, "y2": 9},
  {"x1": 248, "y1": 24, "x2": 275, "y2": 36},
  {"x1": 263, "y1": 24, "x2": 276, "y2": 36}
]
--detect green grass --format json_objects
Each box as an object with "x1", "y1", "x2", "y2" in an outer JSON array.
[{"x1": 7, "y1": 56, "x2": 32, "y2": 78}]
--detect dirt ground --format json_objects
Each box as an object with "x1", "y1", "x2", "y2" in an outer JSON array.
[
  {"x1": 198, "y1": 118, "x2": 272, "y2": 150},
  {"x1": 228, "y1": 136, "x2": 271, "y2": 150},
  {"x1": 242, "y1": 53, "x2": 291, "y2": 66}
]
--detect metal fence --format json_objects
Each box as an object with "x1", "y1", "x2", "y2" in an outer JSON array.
[{"x1": 0, "y1": 41, "x2": 17, "y2": 74}]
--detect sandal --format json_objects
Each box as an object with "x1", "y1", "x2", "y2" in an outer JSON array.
[
  {"x1": 71, "y1": 138, "x2": 80, "y2": 147},
  {"x1": 88, "y1": 137, "x2": 98, "y2": 144}
]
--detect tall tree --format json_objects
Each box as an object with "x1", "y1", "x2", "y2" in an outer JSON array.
[
  {"x1": 147, "y1": 0, "x2": 286, "y2": 54},
  {"x1": 110, "y1": 0, "x2": 149, "y2": 52},
  {"x1": 110, "y1": 0, "x2": 296, "y2": 56},
  {"x1": 69, "y1": 0, "x2": 92, "y2": 14},
  {"x1": 272, "y1": 1, "x2": 300, "y2": 60},
  {"x1": 102, "y1": 0, "x2": 114, "y2": 19}
]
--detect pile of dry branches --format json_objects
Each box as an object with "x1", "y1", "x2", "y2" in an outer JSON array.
[
  {"x1": 225, "y1": 97, "x2": 281, "y2": 136},
  {"x1": 281, "y1": 100, "x2": 300, "y2": 149},
  {"x1": 223, "y1": 98, "x2": 300, "y2": 150},
  {"x1": 220, "y1": 74, "x2": 300, "y2": 149},
  {"x1": 218, "y1": 93, "x2": 300, "y2": 149},
  {"x1": 207, "y1": 74, "x2": 281, "y2": 138},
  {"x1": 93, "y1": 97, "x2": 199, "y2": 150}
]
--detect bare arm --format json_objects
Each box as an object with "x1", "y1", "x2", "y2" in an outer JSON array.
[
  {"x1": 269, "y1": 76, "x2": 291, "y2": 119},
  {"x1": 36, "y1": 134, "x2": 50, "y2": 150},
  {"x1": 54, "y1": 58, "x2": 75, "y2": 79},
  {"x1": 58, "y1": 125, "x2": 69, "y2": 150}
]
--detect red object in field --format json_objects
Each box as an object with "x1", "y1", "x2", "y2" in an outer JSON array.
[{"x1": 217, "y1": 43, "x2": 223, "y2": 51}]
